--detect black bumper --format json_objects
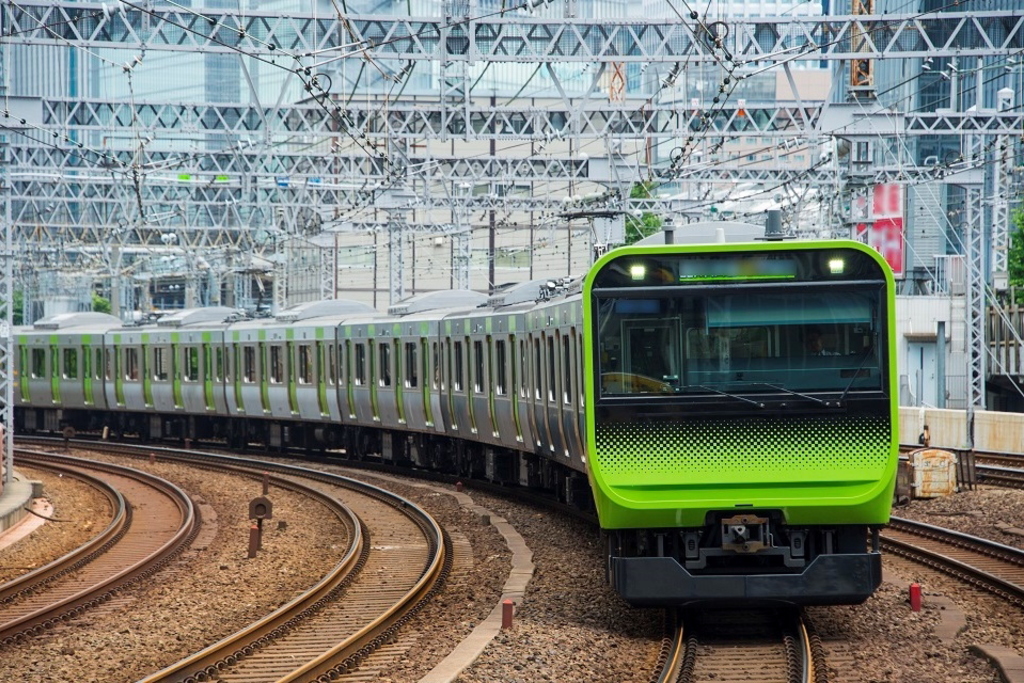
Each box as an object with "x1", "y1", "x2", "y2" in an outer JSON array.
[{"x1": 611, "y1": 552, "x2": 882, "y2": 607}]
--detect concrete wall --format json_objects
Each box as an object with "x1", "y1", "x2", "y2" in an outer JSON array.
[{"x1": 899, "y1": 406, "x2": 1024, "y2": 453}]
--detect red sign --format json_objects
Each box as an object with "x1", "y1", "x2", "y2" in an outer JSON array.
[{"x1": 854, "y1": 183, "x2": 904, "y2": 278}]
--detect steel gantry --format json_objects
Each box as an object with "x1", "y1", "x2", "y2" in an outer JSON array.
[{"x1": 1, "y1": 2, "x2": 1024, "y2": 453}]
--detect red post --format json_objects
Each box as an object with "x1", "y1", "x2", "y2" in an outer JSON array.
[
  {"x1": 248, "y1": 524, "x2": 260, "y2": 558},
  {"x1": 455, "y1": 481, "x2": 463, "y2": 493},
  {"x1": 909, "y1": 583, "x2": 922, "y2": 611},
  {"x1": 501, "y1": 599, "x2": 514, "y2": 629}
]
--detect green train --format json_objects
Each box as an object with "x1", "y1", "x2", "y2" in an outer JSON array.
[
  {"x1": 14, "y1": 239, "x2": 896, "y2": 606},
  {"x1": 585, "y1": 240, "x2": 897, "y2": 605}
]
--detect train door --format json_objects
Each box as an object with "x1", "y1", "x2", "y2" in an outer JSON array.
[
  {"x1": 394, "y1": 339, "x2": 405, "y2": 425},
  {"x1": 286, "y1": 341, "x2": 299, "y2": 416}
]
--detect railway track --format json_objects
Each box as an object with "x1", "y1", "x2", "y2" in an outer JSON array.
[
  {"x1": 882, "y1": 516, "x2": 1024, "y2": 605},
  {"x1": 0, "y1": 451, "x2": 199, "y2": 644},
  {"x1": 653, "y1": 608, "x2": 821, "y2": 683},
  {"x1": 16, "y1": 437, "x2": 450, "y2": 682}
]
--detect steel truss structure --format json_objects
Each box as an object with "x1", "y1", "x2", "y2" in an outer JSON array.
[{"x1": 1, "y1": 3, "x2": 1023, "y2": 459}]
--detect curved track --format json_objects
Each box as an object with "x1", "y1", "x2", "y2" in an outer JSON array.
[
  {"x1": 0, "y1": 451, "x2": 198, "y2": 644},
  {"x1": 883, "y1": 516, "x2": 1024, "y2": 606},
  {"x1": 17, "y1": 437, "x2": 450, "y2": 683}
]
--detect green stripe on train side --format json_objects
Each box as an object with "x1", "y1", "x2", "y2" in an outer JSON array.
[
  {"x1": 171, "y1": 333, "x2": 183, "y2": 409},
  {"x1": 203, "y1": 333, "x2": 215, "y2": 411},
  {"x1": 141, "y1": 333, "x2": 153, "y2": 407},
  {"x1": 49, "y1": 335, "x2": 60, "y2": 404},
  {"x1": 17, "y1": 337, "x2": 29, "y2": 403},
  {"x1": 113, "y1": 334, "x2": 125, "y2": 406}
]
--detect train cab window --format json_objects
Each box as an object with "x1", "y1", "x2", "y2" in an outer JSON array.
[
  {"x1": 31, "y1": 348, "x2": 45, "y2": 378},
  {"x1": 243, "y1": 346, "x2": 257, "y2": 383},
  {"x1": 453, "y1": 341, "x2": 464, "y2": 391},
  {"x1": 63, "y1": 348, "x2": 78, "y2": 379},
  {"x1": 269, "y1": 345, "x2": 284, "y2": 383},
  {"x1": 495, "y1": 339, "x2": 506, "y2": 395},
  {"x1": 125, "y1": 348, "x2": 140, "y2": 380},
  {"x1": 405, "y1": 342, "x2": 418, "y2": 388},
  {"x1": 153, "y1": 347, "x2": 169, "y2": 381},
  {"x1": 379, "y1": 342, "x2": 391, "y2": 387},
  {"x1": 298, "y1": 344, "x2": 313, "y2": 384},
  {"x1": 473, "y1": 340, "x2": 484, "y2": 393},
  {"x1": 185, "y1": 348, "x2": 199, "y2": 381},
  {"x1": 354, "y1": 343, "x2": 366, "y2": 385}
]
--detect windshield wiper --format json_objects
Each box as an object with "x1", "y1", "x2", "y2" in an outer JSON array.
[
  {"x1": 695, "y1": 385, "x2": 765, "y2": 409},
  {"x1": 838, "y1": 351, "x2": 878, "y2": 403},
  {"x1": 754, "y1": 383, "x2": 839, "y2": 407}
]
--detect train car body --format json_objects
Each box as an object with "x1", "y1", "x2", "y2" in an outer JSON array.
[
  {"x1": 11, "y1": 237, "x2": 897, "y2": 609},
  {"x1": 584, "y1": 240, "x2": 897, "y2": 605}
]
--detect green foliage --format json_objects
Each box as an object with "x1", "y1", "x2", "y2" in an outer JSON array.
[
  {"x1": 0, "y1": 290, "x2": 24, "y2": 325},
  {"x1": 92, "y1": 291, "x2": 112, "y2": 314},
  {"x1": 1010, "y1": 206, "x2": 1024, "y2": 303},
  {"x1": 624, "y1": 182, "x2": 664, "y2": 245}
]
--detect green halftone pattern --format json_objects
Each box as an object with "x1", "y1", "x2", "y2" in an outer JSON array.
[{"x1": 594, "y1": 415, "x2": 891, "y2": 481}]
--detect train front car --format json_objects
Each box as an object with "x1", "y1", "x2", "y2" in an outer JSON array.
[{"x1": 583, "y1": 240, "x2": 897, "y2": 607}]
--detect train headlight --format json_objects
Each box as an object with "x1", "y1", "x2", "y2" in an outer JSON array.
[
  {"x1": 828, "y1": 258, "x2": 845, "y2": 275},
  {"x1": 629, "y1": 264, "x2": 646, "y2": 281}
]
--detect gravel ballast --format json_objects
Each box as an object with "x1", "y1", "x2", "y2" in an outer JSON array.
[{"x1": 2, "y1": 456, "x2": 1022, "y2": 682}]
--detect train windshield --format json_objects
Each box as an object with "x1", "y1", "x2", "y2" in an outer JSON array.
[{"x1": 594, "y1": 287, "x2": 885, "y2": 398}]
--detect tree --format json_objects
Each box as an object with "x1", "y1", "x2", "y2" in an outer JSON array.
[
  {"x1": 92, "y1": 291, "x2": 112, "y2": 314},
  {"x1": 0, "y1": 290, "x2": 24, "y2": 325},
  {"x1": 1009, "y1": 206, "x2": 1024, "y2": 303},
  {"x1": 624, "y1": 182, "x2": 664, "y2": 245}
]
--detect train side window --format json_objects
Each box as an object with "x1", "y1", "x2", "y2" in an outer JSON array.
[
  {"x1": 533, "y1": 337, "x2": 542, "y2": 400},
  {"x1": 215, "y1": 347, "x2": 224, "y2": 382},
  {"x1": 185, "y1": 347, "x2": 199, "y2": 381},
  {"x1": 125, "y1": 347, "x2": 139, "y2": 380},
  {"x1": 298, "y1": 344, "x2": 313, "y2": 384},
  {"x1": 520, "y1": 339, "x2": 529, "y2": 399},
  {"x1": 473, "y1": 339, "x2": 484, "y2": 393},
  {"x1": 405, "y1": 342, "x2": 418, "y2": 388},
  {"x1": 104, "y1": 348, "x2": 112, "y2": 381},
  {"x1": 153, "y1": 347, "x2": 169, "y2": 381},
  {"x1": 562, "y1": 334, "x2": 571, "y2": 405},
  {"x1": 454, "y1": 340, "x2": 464, "y2": 391},
  {"x1": 354, "y1": 343, "x2": 366, "y2": 385},
  {"x1": 31, "y1": 348, "x2": 45, "y2": 378},
  {"x1": 432, "y1": 342, "x2": 440, "y2": 389},
  {"x1": 495, "y1": 339, "x2": 506, "y2": 395},
  {"x1": 94, "y1": 348, "x2": 103, "y2": 380},
  {"x1": 63, "y1": 348, "x2": 78, "y2": 379},
  {"x1": 286, "y1": 343, "x2": 295, "y2": 386},
  {"x1": 379, "y1": 342, "x2": 391, "y2": 387},
  {"x1": 328, "y1": 343, "x2": 337, "y2": 386},
  {"x1": 269, "y1": 345, "x2": 283, "y2": 383},
  {"x1": 547, "y1": 335, "x2": 556, "y2": 402},
  {"x1": 243, "y1": 346, "x2": 256, "y2": 383}
]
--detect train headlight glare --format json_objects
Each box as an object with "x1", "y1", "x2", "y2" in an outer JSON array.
[
  {"x1": 828, "y1": 258, "x2": 845, "y2": 274},
  {"x1": 630, "y1": 264, "x2": 646, "y2": 280}
]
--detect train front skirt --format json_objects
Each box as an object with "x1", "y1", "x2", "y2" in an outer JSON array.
[{"x1": 610, "y1": 552, "x2": 882, "y2": 607}]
